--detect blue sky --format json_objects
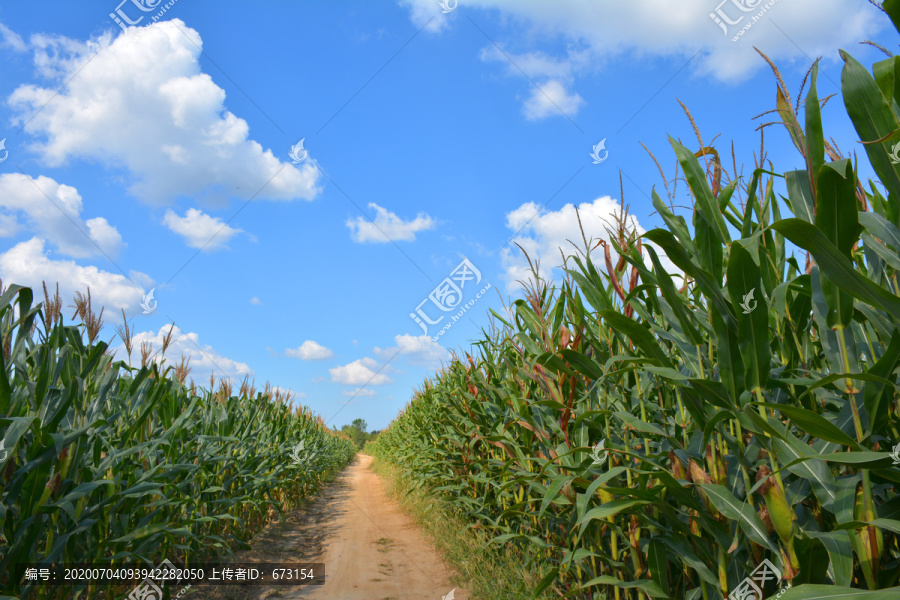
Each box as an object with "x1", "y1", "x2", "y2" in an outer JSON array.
[{"x1": 0, "y1": 0, "x2": 894, "y2": 430}]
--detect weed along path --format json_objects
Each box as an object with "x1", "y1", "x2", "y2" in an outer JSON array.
[{"x1": 196, "y1": 454, "x2": 468, "y2": 600}]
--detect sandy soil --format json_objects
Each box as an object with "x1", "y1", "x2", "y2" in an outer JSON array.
[{"x1": 192, "y1": 454, "x2": 468, "y2": 600}]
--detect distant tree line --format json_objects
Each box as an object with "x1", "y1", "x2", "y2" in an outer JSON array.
[{"x1": 341, "y1": 418, "x2": 379, "y2": 451}]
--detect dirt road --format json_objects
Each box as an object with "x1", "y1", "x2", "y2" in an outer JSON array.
[{"x1": 197, "y1": 454, "x2": 468, "y2": 600}]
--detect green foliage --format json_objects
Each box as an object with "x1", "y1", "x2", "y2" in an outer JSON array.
[
  {"x1": 342, "y1": 419, "x2": 380, "y2": 451},
  {"x1": 0, "y1": 286, "x2": 355, "y2": 599},
  {"x1": 373, "y1": 39, "x2": 900, "y2": 600}
]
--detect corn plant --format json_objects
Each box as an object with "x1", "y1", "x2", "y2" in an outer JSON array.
[
  {"x1": 0, "y1": 283, "x2": 355, "y2": 600},
  {"x1": 374, "y1": 7, "x2": 900, "y2": 599}
]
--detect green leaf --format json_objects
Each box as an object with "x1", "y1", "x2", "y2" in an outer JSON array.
[
  {"x1": 806, "y1": 531, "x2": 854, "y2": 587},
  {"x1": 599, "y1": 310, "x2": 672, "y2": 367},
  {"x1": 805, "y1": 61, "x2": 825, "y2": 187},
  {"x1": 760, "y1": 403, "x2": 861, "y2": 448},
  {"x1": 771, "y1": 436, "x2": 837, "y2": 512},
  {"x1": 559, "y1": 349, "x2": 604, "y2": 380},
  {"x1": 779, "y1": 584, "x2": 900, "y2": 599},
  {"x1": 884, "y1": 0, "x2": 900, "y2": 37},
  {"x1": 784, "y1": 451, "x2": 894, "y2": 469},
  {"x1": 840, "y1": 50, "x2": 900, "y2": 203},
  {"x1": 647, "y1": 537, "x2": 670, "y2": 597},
  {"x1": 815, "y1": 159, "x2": 858, "y2": 328},
  {"x1": 614, "y1": 411, "x2": 667, "y2": 436},
  {"x1": 530, "y1": 567, "x2": 559, "y2": 599},
  {"x1": 643, "y1": 228, "x2": 735, "y2": 324},
  {"x1": 860, "y1": 210, "x2": 900, "y2": 251},
  {"x1": 785, "y1": 170, "x2": 815, "y2": 223},
  {"x1": 698, "y1": 484, "x2": 779, "y2": 553},
  {"x1": 647, "y1": 245, "x2": 704, "y2": 346},
  {"x1": 651, "y1": 186, "x2": 698, "y2": 259},
  {"x1": 727, "y1": 241, "x2": 770, "y2": 392},
  {"x1": 579, "y1": 575, "x2": 669, "y2": 598},
  {"x1": 771, "y1": 219, "x2": 900, "y2": 320},
  {"x1": 866, "y1": 329, "x2": 900, "y2": 431},
  {"x1": 669, "y1": 136, "x2": 731, "y2": 244},
  {"x1": 777, "y1": 84, "x2": 806, "y2": 155},
  {"x1": 576, "y1": 499, "x2": 649, "y2": 536}
]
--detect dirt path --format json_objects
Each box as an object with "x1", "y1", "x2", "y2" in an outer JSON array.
[{"x1": 194, "y1": 454, "x2": 468, "y2": 600}]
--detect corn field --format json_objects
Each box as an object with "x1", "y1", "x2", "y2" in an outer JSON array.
[
  {"x1": 373, "y1": 20, "x2": 900, "y2": 600},
  {"x1": 0, "y1": 282, "x2": 356, "y2": 600}
]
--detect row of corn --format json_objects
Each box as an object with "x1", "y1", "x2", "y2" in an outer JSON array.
[
  {"x1": 374, "y1": 9, "x2": 900, "y2": 600},
  {"x1": 0, "y1": 282, "x2": 356, "y2": 599}
]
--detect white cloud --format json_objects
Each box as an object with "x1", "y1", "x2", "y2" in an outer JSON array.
[
  {"x1": 405, "y1": 0, "x2": 882, "y2": 83},
  {"x1": 0, "y1": 237, "x2": 149, "y2": 320},
  {"x1": 0, "y1": 22, "x2": 26, "y2": 52},
  {"x1": 399, "y1": 0, "x2": 458, "y2": 33},
  {"x1": 501, "y1": 196, "x2": 680, "y2": 292},
  {"x1": 250, "y1": 296, "x2": 261, "y2": 305},
  {"x1": 480, "y1": 46, "x2": 584, "y2": 80},
  {"x1": 0, "y1": 214, "x2": 18, "y2": 237},
  {"x1": 9, "y1": 20, "x2": 322, "y2": 205},
  {"x1": 0, "y1": 173, "x2": 124, "y2": 258},
  {"x1": 286, "y1": 340, "x2": 334, "y2": 361},
  {"x1": 162, "y1": 208, "x2": 242, "y2": 251},
  {"x1": 347, "y1": 203, "x2": 435, "y2": 243},
  {"x1": 329, "y1": 357, "x2": 393, "y2": 385},
  {"x1": 375, "y1": 334, "x2": 450, "y2": 365},
  {"x1": 480, "y1": 46, "x2": 587, "y2": 119},
  {"x1": 113, "y1": 323, "x2": 252, "y2": 380},
  {"x1": 522, "y1": 79, "x2": 585, "y2": 120},
  {"x1": 342, "y1": 388, "x2": 377, "y2": 397}
]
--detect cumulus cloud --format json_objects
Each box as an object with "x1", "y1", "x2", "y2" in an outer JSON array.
[
  {"x1": 522, "y1": 79, "x2": 585, "y2": 120},
  {"x1": 405, "y1": 0, "x2": 882, "y2": 85},
  {"x1": 399, "y1": 0, "x2": 458, "y2": 33},
  {"x1": 375, "y1": 334, "x2": 450, "y2": 365},
  {"x1": 329, "y1": 357, "x2": 393, "y2": 385},
  {"x1": 9, "y1": 20, "x2": 322, "y2": 205},
  {"x1": 501, "y1": 196, "x2": 680, "y2": 291},
  {"x1": 0, "y1": 173, "x2": 124, "y2": 258},
  {"x1": 162, "y1": 208, "x2": 242, "y2": 251},
  {"x1": 286, "y1": 340, "x2": 334, "y2": 361},
  {"x1": 480, "y1": 45, "x2": 587, "y2": 120},
  {"x1": 113, "y1": 323, "x2": 252, "y2": 379},
  {"x1": 347, "y1": 203, "x2": 435, "y2": 243},
  {"x1": 0, "y1": 22, "x2": 27, "y2": 52},
  {"x1": 0, "y1": 237, "x2": 149, "y2": 319}
]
